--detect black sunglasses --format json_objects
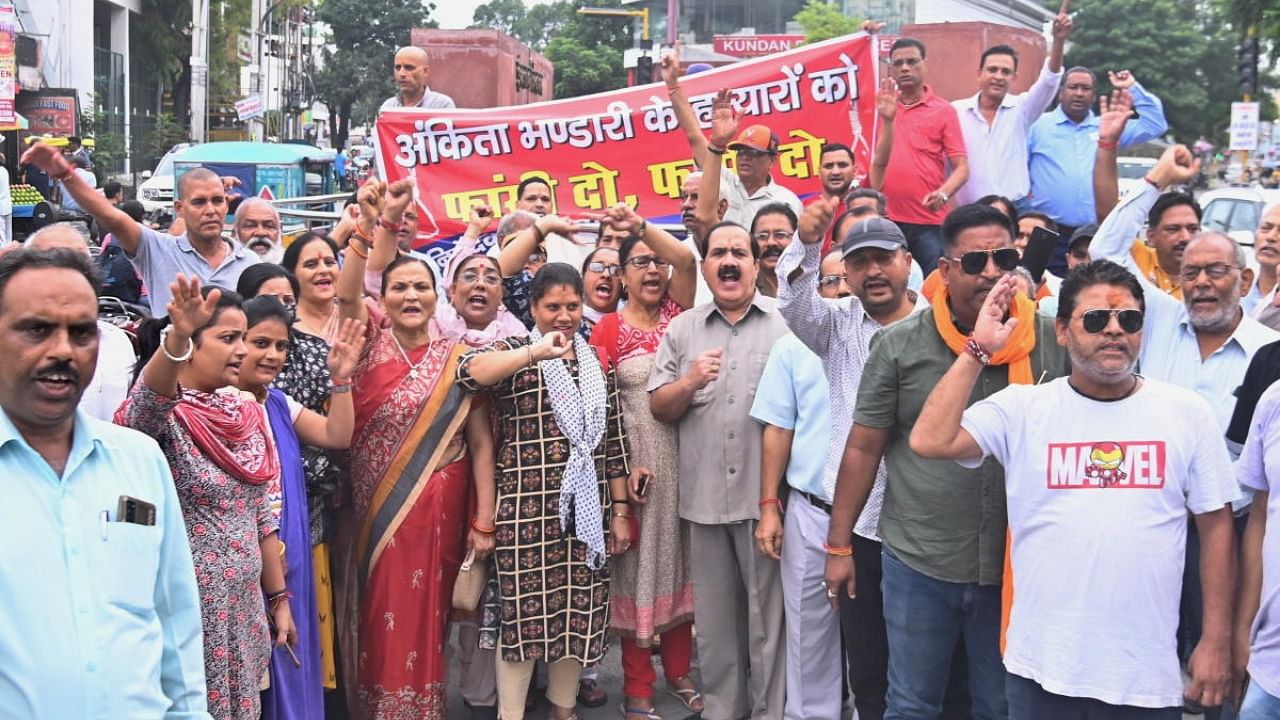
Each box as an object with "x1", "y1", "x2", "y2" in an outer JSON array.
[
  {"x1": 1079, "y1": 308, "x2": 1144, "y2": 334},
  {"x1": 944, "y1": 248, "x2": 1020, "y2": 275}
]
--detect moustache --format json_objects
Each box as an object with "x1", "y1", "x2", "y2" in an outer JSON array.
[
  {"x1": 718, "y1": 265, "x2": 742, "y2": 281},
  {"x1": 761, "y1": 247, "x2": 783, "y2": 259},
  {"x1": 36, "y1": 361, "x2": 80, "y2": 383}
]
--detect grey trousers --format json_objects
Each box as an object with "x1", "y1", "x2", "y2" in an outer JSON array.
[{"x1": 689, "y1": 519, "x2": 787, "y2": 720}]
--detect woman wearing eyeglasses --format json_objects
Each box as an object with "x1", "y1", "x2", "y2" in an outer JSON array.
[
  {"x1": 580, "y1": 246, "x2": 623, "y2": 338},
  {"x1": 588, "y1": 203, "x2": 704, "y2": 719}
]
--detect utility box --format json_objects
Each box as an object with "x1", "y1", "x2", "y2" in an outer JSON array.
[{"x1": 409, "y1": 29, "x2": 556, "y2": 108}]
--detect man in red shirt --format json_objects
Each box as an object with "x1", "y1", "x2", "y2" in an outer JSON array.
[{"x1": 871, "y1": 38, "x2": 969, "y2": 275}]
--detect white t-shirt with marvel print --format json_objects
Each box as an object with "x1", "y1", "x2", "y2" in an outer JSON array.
[{"x1": 959, "y1": 376, "x2": 1239, "y2": 708}]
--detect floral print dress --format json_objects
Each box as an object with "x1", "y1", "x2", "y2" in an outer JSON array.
[{"x1": 120, "y1": 384, "x2": 277, "y2": 720}]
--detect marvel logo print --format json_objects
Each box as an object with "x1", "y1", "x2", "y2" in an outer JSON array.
[{"x1": 1046, "y1": 441, "x2": 1167, "y2": 489}]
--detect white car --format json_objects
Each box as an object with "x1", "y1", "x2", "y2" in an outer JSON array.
[
  {"x1": 1195, "y1": 186, "x2": 1280, "y2": 273},
  {"x1": 137, "y1": 144, "x2": 193, "y2": 213},
  {"x1": 1117, "y1": 156, "x2": 1158, "y2": 199}
]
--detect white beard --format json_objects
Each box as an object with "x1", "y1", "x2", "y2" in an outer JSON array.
[{"x1": 248, "y1": 238, "x2": 285, "y2": 265}]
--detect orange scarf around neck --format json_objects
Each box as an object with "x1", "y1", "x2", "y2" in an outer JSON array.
[
  {"x1": 930, "y1": 286, "x2": 1038, "y2": 654},
  {"x1": 931, "y1": 287, "x2": 1038, "y2": 384}
]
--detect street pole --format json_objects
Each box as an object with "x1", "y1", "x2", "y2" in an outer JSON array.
[
  {"x1": 190, "y1": 0, "x2": 209, "y2": 143},
  {"x1": 667, "y1": 0, "x2": 677, "y2": 44},
  {"x1": 1242, "y1": 24, "x2": 1257, "y2": 177}
]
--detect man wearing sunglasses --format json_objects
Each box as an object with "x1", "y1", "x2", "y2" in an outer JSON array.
[
  {"x1": 825, "y1": 202, "x2": 1069, "y2": 720},
  {"x1": 910, "y1": 262, "x2": 1239, "y2": 719}
]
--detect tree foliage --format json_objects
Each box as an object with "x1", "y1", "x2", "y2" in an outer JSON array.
[
  {"x1": 792, "y1": 0, "x2": 861, "y2": 44},
  {"x1": 469, "y1": 0, "x2": 633, "y2": 99},
  {"x1": 1050, "y1": 0, "x2": 1275, "y2": 144},
  {"x1": 1216, "y1": 0, "x2": 1280, "y2": 62},
  {"x1": 313, "y1": 0, "x2": 435, "y2": 147}
]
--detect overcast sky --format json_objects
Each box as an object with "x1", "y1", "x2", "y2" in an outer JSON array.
[{"x1": 433, "y1": 0, "x2": 551, "y2": 30}]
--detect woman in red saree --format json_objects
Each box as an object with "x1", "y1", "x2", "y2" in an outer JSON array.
[{"x1": 336, "y1": 178, "x2": 497, "y2": 719}]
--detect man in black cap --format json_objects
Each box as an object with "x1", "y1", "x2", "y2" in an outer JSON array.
[
  {"x1": 1066, "y1": 223, "x2": 1097, "y2": 273},
  {"x1": 775, "y1": 197, "x2": 925, "y2": 720}
]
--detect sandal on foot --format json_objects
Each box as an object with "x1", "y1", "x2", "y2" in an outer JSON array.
[
  {"x1": 665, "y1": 681, "x2": 704, "y2": 713},
  {"x1": 577, "y1": 678, "x2": 607, "y2": 708},
  {"x1": 619, "y1": 702, "x2": 662, "y2": 720}
]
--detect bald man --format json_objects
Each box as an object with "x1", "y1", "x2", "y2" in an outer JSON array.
[
  {"x1": 381, "y1": 46, "x2": 456, "y2": 110},
  {"x1": 25, "y1": 222, "x2": 137, "y2": 422}
]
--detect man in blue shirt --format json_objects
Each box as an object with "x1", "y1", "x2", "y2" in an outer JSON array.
[
  {"x1": 1027, "y1": 68, "x2": 1168, "y2": 274},
  {"x1": 20, "y1": 141, "x2": 260, "y2": 317},
  {"x1": 0, "y1": 247, "x2": 209, "y2": 718}
]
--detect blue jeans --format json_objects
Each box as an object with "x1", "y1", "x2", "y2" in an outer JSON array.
[
  {"x1": 881, "y1": 547, "x2": 1007, "y2": 720},
  {"x1": 1242, "y1": 682, "x2": 1280, "y2": 720},
  {"x1": 896, "y1": 222, "x2": 944, "y2": 275}
]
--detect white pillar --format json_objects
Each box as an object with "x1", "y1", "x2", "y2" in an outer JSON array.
[{"x1": 189, "y1": 0, "x2": 209, "y2": 143}]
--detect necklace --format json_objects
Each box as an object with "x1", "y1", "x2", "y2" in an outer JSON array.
[
  {"x1": 391, "y1": 330, "x2": 432, "y2": 381},
  {"x1": 1068, "y1": 374, "x2": 1141, "y2": 403}
]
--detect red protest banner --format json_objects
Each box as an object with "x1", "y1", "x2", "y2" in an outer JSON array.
[{"x1": 376, "y1": 33, "x2": 878, "y2": 257}]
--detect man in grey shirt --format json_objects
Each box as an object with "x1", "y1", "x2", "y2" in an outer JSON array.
[
  {"x1": 19, "y1": 143, "x2": 258, "y2": 316},
  {"x1": 649, "y1": 221, "x2": 789, "y2": 720},
  {"x1": 380, "y1": 46, "x2": 456, "y2": 111}
]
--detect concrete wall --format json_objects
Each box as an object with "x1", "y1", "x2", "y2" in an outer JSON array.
[
  {"x1": 409, "y1": 28, "x2": 555, "y2": 109},
  {"x1": 898, "y1": 21, "x2": 1049, "y2": 102}
]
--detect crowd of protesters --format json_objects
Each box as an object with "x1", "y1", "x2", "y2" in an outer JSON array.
[{"x1": 6, "y1": 9, "x2": 1280, "y2": 720}]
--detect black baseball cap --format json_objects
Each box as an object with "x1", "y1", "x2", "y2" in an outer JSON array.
[{"x1": 841, "y1": 217, "x2": 908, "y2": 259}]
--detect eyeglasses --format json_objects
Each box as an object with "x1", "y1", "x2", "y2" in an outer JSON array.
[
  {"x1": 587, "y1": 261, "x2": 621, "y2": 276},
  {"x1": 626, "y1": 255, "x2": 670, "y2": 270},
  {"x1": 526, "y1": 252, "x2": 546, "y2": 264},
  {"x1": 1078, "y1": 308, "x2": 1144, "y2": 334},
  {"x1": 458, "y1": 270, "x2": 502, "y2": 286},
  {"x1": 819, "y1": 274, "x2": 846, "y2": 288},
  {"x1": 735, "y1": 148, "x2": 774, "y2": 160},
  {"x1": 1179, "y1": 263, "x2": 1240, "y2": 281},
  {"x1": 753, "y1": 230, "x2": 793, "y2": 243},
  {"x1": 943, "y1": 248, "x2": 1020, "y2": 275},
  {"x1": 890, "y1": 57, "x2": 922, "y2": 68}
]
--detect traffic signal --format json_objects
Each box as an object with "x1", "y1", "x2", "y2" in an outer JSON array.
[
  {"x1": 1238, "y1": 38, "x2": 1260, "y2": 95},
  {"x1": 636, "y1": 54, "x2": 654, "y2": 85}
]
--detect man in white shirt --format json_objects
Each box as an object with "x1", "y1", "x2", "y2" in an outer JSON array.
[
  {"x1": 663, "y1": 49, "x2": 803, "y2": 230},
  {"x1": 379, "y1": 45, "x2": 456, "y2": 110},
  {"x1": 911, "y1": 262, "x2": 1238, "y2": 718},
  {"x1": 952, "y1": 9, "x2": 1071, "y2": 207}
]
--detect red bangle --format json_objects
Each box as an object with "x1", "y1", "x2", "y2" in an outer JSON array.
[
  {"x1": 331, "y1": 377, "x2": 351, "y2": 388},
  {"x1": 823, "y1": 543, "x2": 854, "y2": 557},
  {"x1": 471, "y1": 518, "x2": 496, "y2": 534},
  {"x1": 378, "y1": 216, "x2": 401, "y2": 233},
  {"x1": 1097, "y1": 139, "x2": 1118, "y2": 150},
  {"x1": 758, "y1": 497, "x2": 782, "y2": 509}
]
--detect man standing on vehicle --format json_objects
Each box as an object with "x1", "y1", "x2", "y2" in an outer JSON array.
[{"x1": 381, "y1": 46, "x2": 455, "y2": 110}]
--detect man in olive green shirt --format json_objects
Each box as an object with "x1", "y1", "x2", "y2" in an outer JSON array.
[
  {"x1": 823, "y1": 203, "x2": 1069, "y2": 720},
  {"x1": 649, "y1": 221, "x2": 790, "y2": 720}
]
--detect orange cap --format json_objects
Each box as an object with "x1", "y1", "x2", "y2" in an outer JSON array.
[{"x1": 728, "y1": 124, "x2": 779, "y2": 154}]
